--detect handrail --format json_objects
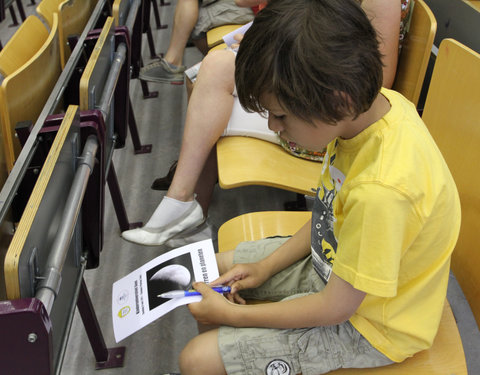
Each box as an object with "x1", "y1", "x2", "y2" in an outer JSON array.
[
  {"x1": 125, "y1": 0, "x2": 141, "y2": 32},
  {"x1": 98, "y1": 43, "x2": 127, "y2": 119},
  {"x1": 35, "y1": 136, "x2": 98, "y2": 314}
]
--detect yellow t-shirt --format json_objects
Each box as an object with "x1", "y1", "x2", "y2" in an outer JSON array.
[{"x1": 312, "y1": 88, "x2": 461, "y2": 362}]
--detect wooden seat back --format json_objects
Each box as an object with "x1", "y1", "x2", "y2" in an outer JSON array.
[
  {"x1": 0, "y1": 13, "x2": 61, "y2": 171},
  {"x1": 422, "y1": 38, "x2": 480, "y2": 328},
  {"x1": 36, "y1": 0, "x2": 63, "y2": 28},
  {"x1": 206, "y1": 24, "x2": 244, "y2": 50},
  {"x1": 392, "y1": 0, "x2": 437, "y2": 106},
  {"x1": 0, "y1": 15, "x2": 49, "y2": 77},
  {"x1": 112, "y1": 0, "x2": 130, "y2": 27},
  {"x1": 58, "y1": 0, "x2": 97, "y2": 68},
  {"x1": 37, "y1": 0, "x2": 97, "y2": 68},
  {"x1": 79, "y1": 16, "x2": 117, "y2": 161},
  {"x1": 2, "y1": 105, "x2": 104, "y2": 372},
  {"x1": 0, "y1": 16, "x2": 50, "y2": 274}
]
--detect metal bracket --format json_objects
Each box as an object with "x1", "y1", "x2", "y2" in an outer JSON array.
[{"x1": 28, "y1": 247, "x2": 40, "y2": 297}]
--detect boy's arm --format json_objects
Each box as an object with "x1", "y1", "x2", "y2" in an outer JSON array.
[
  {"x1": 190, "y1": 219, "x2": 366, "y2": 328},
  {"x1": 213, "y1": 219, "x2": 312, "y2": 293},
  {"x1": 192, "y1": 272, "x2": 366, "y2": 328}
]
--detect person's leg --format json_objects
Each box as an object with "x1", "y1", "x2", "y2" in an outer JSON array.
[
  {"x1": 216, "y1": 249, "x2": 235, "y2": 274},
  {"x1": 169, "y1": 50, "x2": 235, "y2": 202},
  {"x1": 192, "y1": 148, "x2": 217, "y2": 217},
  {"x1": 122, "y1": 50, "x2": 236, "y2": 246},
  {"x1": 179, "y1": 329, "x2": 226, "y2": 375},
  {"x1": 140, "y1": 0, "x2": 199, "y2": 83},
  {"x1": 164, "y1": 0, "x2": 200, "y2": 67},
  {"x1": 216, "y1": 322, "x2": 392, "y2": 375}
]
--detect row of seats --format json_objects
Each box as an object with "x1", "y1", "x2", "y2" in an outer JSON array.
[
  {"x1": 0, "y1": 0, "x2": 143, "y2": 298},
  {"x1": 0, "y1": 0, "x2": 163, "y2": 373},
  {"x1": 0, "y1": 0, "x2": 166, "y2": 297},
  {"x1": 0, "y1": 0, "x2": 98, "y2": 175}
]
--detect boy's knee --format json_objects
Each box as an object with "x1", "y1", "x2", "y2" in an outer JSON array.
[
  {"x1": 179, "y1": 335, "x2": 207, "y2": 371},
  {"x1": 216, "y1": 250, "x2": 235, "y2": 275},
  {"x1": 178, "y1": 344, "x2": 195, "y2": 374},
  {"x1": 179, "y1": 331, "x2": 225, "y2": 375}
]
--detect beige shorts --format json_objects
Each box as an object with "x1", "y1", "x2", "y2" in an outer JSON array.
[
  {"x1": 192, "y1": 0, "x2": 255, "y2": 39},
  {"x1": 218, "y1": 237, "x2": 393, "y2": 375}
]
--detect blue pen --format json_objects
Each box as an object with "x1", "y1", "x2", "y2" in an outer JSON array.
[{"x1": 158, "y1": 286, "x2": 231, "y2": 298}]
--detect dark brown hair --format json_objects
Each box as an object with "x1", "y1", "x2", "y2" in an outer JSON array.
[{"x1": 235, "y1": 0, "x2": 383, "y2": 124}]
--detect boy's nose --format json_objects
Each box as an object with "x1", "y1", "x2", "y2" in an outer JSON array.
[{"x1": 268, "y1": 116, "x2": 284, "y2": 133}]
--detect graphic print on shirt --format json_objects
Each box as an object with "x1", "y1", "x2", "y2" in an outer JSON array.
[{"x1": 311, "y1": 148, "x2": 345, "y2": 284}]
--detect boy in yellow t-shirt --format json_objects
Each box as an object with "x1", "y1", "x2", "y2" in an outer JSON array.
[{"x1": 177, "y1": 0, "x2": 461, "y2": 374}]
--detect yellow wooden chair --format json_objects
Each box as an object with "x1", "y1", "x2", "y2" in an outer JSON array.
[
  {"x1": 206, "y1": 23, "x2": 244, "y2": 50},
  {"x1": 392, "y1": 0, "x2": 437, "y2": 107},
  {"x1": 57, "y1": 0, "x2": 97, "y2": 68},
  {"x1": 421, "y1": 38, "x2": 480, "y2": 329},
  {"x1": 0, "y1": 15, "x2": 49, "y2": 77},
  {"x1": 78, "y1": 16, "x2": 118, "y2": 166},
  {"x1": 36, "y1": 0, "x2": 63, "y2": 28},
  {"x1": 79, "y1": 16, "x2": 115, "y2": 116},
  {"x1": 217, "y1": 136, "x2": 321, "y2": 195},
  {"x1": 37, "y1": 0, "x2": 97, "y2": 69},
  {"x1": 0, "y1": 11, "x2": 53, "y2": 300},
  {"x1": 0, "y1": 13, "x2": 62, "y2": 172},
  {"x1": 218, "y1": 210, "x2": 311, "y2": 252},
  {"x1": 3, "y1": 105, "x2": 80, "y2": 300},
  {"x1": 217, "y1": 37, "x2": 480, "y2": 375},
  {"x1": 218, "y1": 211, "x2": 467, "y2": 374},
  {"x1": 216, "y1": 0, "x2": 438, "y2": 197},
  {"x1": 112, "y1": 0, "x2": 132, "y2": 27},
  {"x1": 467, "y1": 0, "x2": 480, "y2": 12}
]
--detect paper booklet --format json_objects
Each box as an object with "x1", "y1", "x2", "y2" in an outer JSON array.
[
  {"x1": 222, "y1": 21, "x2": 253, "y2": 48},
  {"x1": 112, "y1": 239, "x2": 219, "y2": 342}
]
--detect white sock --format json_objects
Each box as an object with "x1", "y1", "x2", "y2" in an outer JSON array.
[{"x1": 144, "y1": 196, "x2": 196, "y2": 229}]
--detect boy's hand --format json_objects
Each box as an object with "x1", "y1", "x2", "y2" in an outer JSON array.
[
  {"x1": 187, "y1": 282, "x2": 234, "y2": 325},
  {"x1": 212, "y1": 262, "x2": 270, "y2": 303}
]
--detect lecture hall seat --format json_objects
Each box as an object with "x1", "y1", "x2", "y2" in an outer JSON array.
[
  {"x1": 392, "y1": 0, "x2": 437, "y2": 107},
  {"x1": 0, "y1": 13, "x2": 61, "y2": 171},
  {"x1": 36, "y1": 0, "x2": 97, "y2": 68}
]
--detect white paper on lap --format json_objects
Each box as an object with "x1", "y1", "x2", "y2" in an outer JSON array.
[{"x1": 223, "y1": 96, "x2": 280, "y2": 144}]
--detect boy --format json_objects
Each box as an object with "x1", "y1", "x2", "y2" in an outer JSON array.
[{"x1": 179, "y1": 0, "x2": 461, "y2": 374}]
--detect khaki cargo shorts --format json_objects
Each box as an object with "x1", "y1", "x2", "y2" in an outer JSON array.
[
  {"x1": 218, "y1": 237, "x2": 393, "y2": 375},
  {"x1": 192, "y1": 0, "x2": 255, "y2": 40}
]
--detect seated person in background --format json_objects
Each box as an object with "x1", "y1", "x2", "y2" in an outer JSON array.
[
  {"x1": 178, "y1": 0, "x2": 461, "y2": 373},
  {"x1": 139, "y1": 0, "x2": 255, "y2": 84},
  {"x1": 122, "y1": 0, "x2": 410, "y2": 246}
]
